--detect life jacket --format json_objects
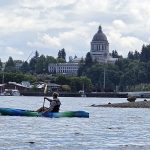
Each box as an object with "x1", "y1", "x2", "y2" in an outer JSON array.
[{"x1": 51, "y1": 100, "x2": 61, "y2": 112}]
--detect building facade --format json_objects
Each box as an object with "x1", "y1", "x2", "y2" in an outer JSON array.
[
  {"x1": 90, "y1": 25, "x2": 117, "y2": 63},
  {"x1": 48, "y1": 63, "x2": 79, "y2": 75}
]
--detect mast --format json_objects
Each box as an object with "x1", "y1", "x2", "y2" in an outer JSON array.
[{"x1": 82, "y1": 83, "x2": 85, "y2": 93}]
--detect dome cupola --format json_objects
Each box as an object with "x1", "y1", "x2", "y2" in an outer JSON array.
[
  {"x1": 90, "y1": 25, "x2": 109, "y2": 63},
  {"x1": 92, "y1": 25, "x2": 108, "y2": 42}
]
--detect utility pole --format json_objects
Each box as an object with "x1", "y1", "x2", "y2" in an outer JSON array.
[
  {"x1": 103, "y1": 59, "x2": 107, "y2": 91},
  {"x1": 2, "y1": 63, "x2": 5, "y2": 84},
  {"x1": 103, "y1": 67, "x2": 106, "y2": 90},
  {"x1": 1, "y1": 63, "x2": 5, "y2": 93}
]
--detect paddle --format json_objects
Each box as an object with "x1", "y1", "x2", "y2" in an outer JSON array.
[{"x1": 43, "y1": 84, "x2": 48, "y2": 110}]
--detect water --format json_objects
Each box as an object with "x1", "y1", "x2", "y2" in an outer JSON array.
[{"x1": 0, "y1": 96, "x2": 150, "y2": 150}]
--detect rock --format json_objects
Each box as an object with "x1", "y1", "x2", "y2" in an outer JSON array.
[{"x1": 127, "y1": 96, "x2": 136, "y2": 102}]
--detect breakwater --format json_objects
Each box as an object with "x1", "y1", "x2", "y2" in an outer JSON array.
[{"x1": 91, "y1": 100, "x2": 150, "y2": 108}]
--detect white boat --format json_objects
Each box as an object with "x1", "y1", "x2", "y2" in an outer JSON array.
[
  {"x1": 3, "y1": 89, "x2": 20, "y2": 96},
  {"x1": 81, "y1": 92, "x2": 86, "y2": 97}
]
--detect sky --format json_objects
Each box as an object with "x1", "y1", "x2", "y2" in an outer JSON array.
[{"x1": 0, "y1": 0, "x2": 150, "y2": 62}]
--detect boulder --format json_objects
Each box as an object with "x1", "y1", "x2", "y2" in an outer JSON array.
[{"x1": 127, "y1": 96, "x2": 136, "y2": 102}]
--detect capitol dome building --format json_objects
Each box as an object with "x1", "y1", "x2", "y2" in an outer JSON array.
[{"x1": 90, "y1": 25, "x2": 116, "y2": 63}]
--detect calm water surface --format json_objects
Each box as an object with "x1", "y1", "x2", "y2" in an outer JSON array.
[{"x1": 0, "y1": 96, "x2": 150, "y2": 150}]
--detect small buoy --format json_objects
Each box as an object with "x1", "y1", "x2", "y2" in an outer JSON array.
[
  {"x1": 144, "y1": 99, "x2": 147, "y2": 101},
  {"x1": 108, "y1": 102, "x2": 111, "y2": 104}
]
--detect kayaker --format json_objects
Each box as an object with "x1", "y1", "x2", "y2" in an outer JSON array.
[{"x1": 37, "y1": 92, "x2": 61, "y2": 113}]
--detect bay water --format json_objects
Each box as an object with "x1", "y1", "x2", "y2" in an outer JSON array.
[{"x1": 0, "y1": 96, "x2": 150, "y2": 150}]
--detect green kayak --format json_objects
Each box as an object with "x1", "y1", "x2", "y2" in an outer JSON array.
[{"x1": 0, "y1": 107, "x2": 89, "y2": 118}]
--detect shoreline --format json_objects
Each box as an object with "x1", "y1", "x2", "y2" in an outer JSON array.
[{"x1": 19, "y1": 92, "x2": 128, "y2": 98}]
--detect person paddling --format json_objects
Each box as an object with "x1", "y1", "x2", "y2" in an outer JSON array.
[{"x1": 37, "y1": 92, "x2": 61, "y2": 113}]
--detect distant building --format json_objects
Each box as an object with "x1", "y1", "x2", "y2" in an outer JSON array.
[
  {"x1": 69, "y1": 56, "x2": 83, "y2": 63},
  {"x1": 21, "y1": 81, "x2": 31, "y2": 88},
  {"x1": 34, "y1": 82, "x2": 61, "y2": 92},
  {"x1": 0, "y1": 82, "x2": 30, "y2": 93},
  {"x1": 72, "y1": 57, "x2": 83, "y2": 63},
  {"x1": 14, "y1": 60, "x2": 23, "y2": 70},
  {"x1": 90, "y1": 25, "x2": 117, "y2": 63},
  {"x1": 48, "y1": 63, "x2": 79, "y2": 75}
]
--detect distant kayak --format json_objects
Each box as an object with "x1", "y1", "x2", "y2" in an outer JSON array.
[{"x1": 0, "y1": 108, "x2": 89, "y2": 118}]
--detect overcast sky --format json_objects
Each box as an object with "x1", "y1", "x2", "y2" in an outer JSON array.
[{"x1": 0, "y1": 0, "x2": 149, "y2": 62}]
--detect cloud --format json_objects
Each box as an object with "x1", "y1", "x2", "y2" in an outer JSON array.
[
  {"x1": 112, "y1": 20, "x2": 126, "y2": 31},
  {"x1": 40, "y1": 34, "x2": 61, "y2": 47},
  {"x1": 0, "y1": 46, "x2": 24, "y2": 61},
  {"x1": 27, "y1": 26, "x2": 91, "y2": 58},
  {"x1": 6, "y1": 46, "x2": 24, "y2": 56},
  {"x1": 108, "y1": 31, "x2": 146, "y2": 56},
  {"x1": 28, "y1": 34, "x2": 61, "y2": 48},
  {"x1": 0, "y1": 0, "x2": 150, "y2": 61}
]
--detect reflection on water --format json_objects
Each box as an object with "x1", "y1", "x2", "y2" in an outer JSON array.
[{"x1": 0, "y1": 96, "x2": 150, "y2": 150}]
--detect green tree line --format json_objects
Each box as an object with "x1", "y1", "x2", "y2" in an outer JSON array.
[
  {"x1": 1, "y1": 44, "x2": 150, "y2": 92},
  {"x1": 78, "y1": 44, "x2": 150, "y2": 92}
]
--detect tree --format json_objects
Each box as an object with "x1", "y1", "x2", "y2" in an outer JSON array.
[
  {"x1": 77, "y1": 58, "x2": 85, "y2": 76},
  {"x1": 5, "y1": 56, "x2": 15, "y2": 72},
  {"x1": 36, "y1": 55, "x2": 46, "y2": 74},
  {"x1": 45, "y1": 56, "x2": 57, "y2": 73},
  {"x1": 61, "y1": 85, "x2": 71, "y2": 92},
  {"x1": 55, "y1": 75, "x2": 70, "y2": 85},
  {"x1": 86, "y1": 64, "x2": 104, "y2": 90},
  {"x1": 128, "y1": 51, "x2": 134, "y2": 59},
  {"x1": 85, "y1": 52, "x2": 93, "y2": 67},
  {"x1": 140, "y1": 44, "x2": 150, "y2": 62},
  {"x1": 0, "y1": 59, "x2": 2, "y2": 71},
  {"x1": 112, "y1": 50, "x2": 119, "y2": 58},
  {"x1": 58, "y1": 48, "x2": 66, "y2": 61},
  {"x1": 134, "y1": 50, "x2": 140, "y2": 60},
  {"x1": 20, "y1": 61, "x2": 30, "y2": 73},
  {"x1": 35, "y1": 50, "x2": 39, "y2": 59},
  {"x1": 29, "y1": 51, "x2": 39, "y2": 73},
  {"x1": 0, "y1": 72, "x2": 37, "y2": 83},
  {"x1": 57, "y1": 58, "x2": 66, "y2": 63},
  {"x1": 80, "y1": 76, "x2": 93, "y2": 92}
]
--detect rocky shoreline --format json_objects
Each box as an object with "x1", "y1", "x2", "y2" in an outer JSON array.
[{"x1": 91, "y1": 100, "x2": 150, "y2": 108}]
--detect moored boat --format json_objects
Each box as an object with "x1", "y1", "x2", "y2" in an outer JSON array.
[
  {"x1": 3, "y1": 89, "x2": 20, "y2": 96},
  {"x1": 0, "y1": 108, "x2": 89, "y2": 118}
]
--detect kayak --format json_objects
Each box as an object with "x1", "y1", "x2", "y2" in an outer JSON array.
[{"x1": 0, "y1": 108, "x2": 89, "y2": 118}]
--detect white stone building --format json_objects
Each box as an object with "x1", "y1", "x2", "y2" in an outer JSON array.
[
  {"x1": 48, "y1": 63, "x2": 79, "y2": 75},
  {"x1": 90, "y1": 26, "x2": 117, "y2": 63}
]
